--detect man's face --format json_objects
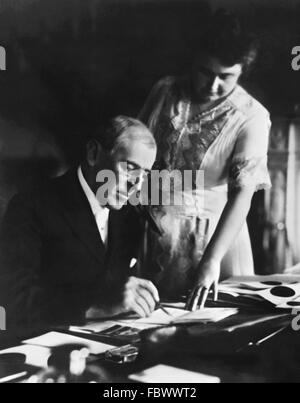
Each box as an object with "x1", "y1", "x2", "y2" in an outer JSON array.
[
  {"x1": 191, "y1": 55, "x2": 243, "y2": 103},
  {"x1": 100, "y1": 128, "x2": 157, "y2": 210}
]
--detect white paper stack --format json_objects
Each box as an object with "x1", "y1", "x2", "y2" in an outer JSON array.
[
  {"x1": 117, "y1": 307, "x2": 238, "y2": 327},
  {"x1": 219, "y1": 275, "x2": 300, "y2": 309},
  {"x1": 23, "y1": 331, "x2": 115, "y2": 355},
  {"x1": 129, "y1": 364, "x2": 220, "y2": 383}
]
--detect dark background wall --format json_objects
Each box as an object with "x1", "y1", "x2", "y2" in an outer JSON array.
[{"x1": 0, "y1": 0, "x2": 299, "y2": 271}]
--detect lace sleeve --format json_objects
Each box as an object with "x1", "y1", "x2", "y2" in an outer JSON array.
[
  {"x1": 230, "y1": 105, "x2": 272, "y2": 193},
  {"x1": 229, "y1": 156, "x2": 271, "y2": 193}
]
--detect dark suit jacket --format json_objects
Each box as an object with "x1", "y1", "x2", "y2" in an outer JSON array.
[{"x1": 0, "y1": 170, "x2": 143, "y2": 332}]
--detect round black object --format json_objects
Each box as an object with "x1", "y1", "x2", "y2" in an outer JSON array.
[
  {"x1": 261, "y1": 281, "x2": 282, "y2": 286},
  {"x1": 270, "y1": 286, "x2": 296, "y2": 298}
]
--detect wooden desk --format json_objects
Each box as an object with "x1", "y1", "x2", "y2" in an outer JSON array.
[{"x1": 0, "y1": 311, "x2": 297, "y2": 383}]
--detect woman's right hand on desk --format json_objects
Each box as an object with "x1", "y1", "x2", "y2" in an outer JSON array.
[{"x1": 186, "y1": 258, "x2": 220, "y2": 311}]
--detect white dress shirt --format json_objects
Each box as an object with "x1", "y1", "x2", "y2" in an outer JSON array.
[{"x1": 78, "y1": 166, "x2": 110, "y2": 247}]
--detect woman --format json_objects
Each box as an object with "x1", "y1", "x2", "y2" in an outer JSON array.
[{"x1": 138, "y1": 10, "x2": 271, "y2": 309}]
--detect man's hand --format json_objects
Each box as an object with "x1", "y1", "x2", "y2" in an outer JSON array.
[
  {"x1": 185, "y1": 258, "x2": 220, "y2": 311},
  {"x1": 121, "y1": 276, "x2": 160, "y2": 318},
  {"x1": 86, "y1": 277, "x2": 160, "y2": 320}
]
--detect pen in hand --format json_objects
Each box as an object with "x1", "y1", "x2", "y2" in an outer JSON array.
[
  {"x1": 129, "y1": 258, "x2": 172, "y2": 317},
  {"x1": 156, "y1": 303, "x2": 173, "y2": 317}
]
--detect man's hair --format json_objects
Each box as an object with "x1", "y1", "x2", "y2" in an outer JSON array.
[
  {"x1": 92, "y1": 115, "x2": 156, "y2": 153},
  {"x1": 197, "y1": 9, "x2": 258, "y2": 72}
]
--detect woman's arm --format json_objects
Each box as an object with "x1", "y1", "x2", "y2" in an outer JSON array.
[
  {"x1": 186, "y1": 185, "x2": 255, "y2": 310},
  {"x1": 186, "y1": 106, "x2": 271, "y2": 311}
]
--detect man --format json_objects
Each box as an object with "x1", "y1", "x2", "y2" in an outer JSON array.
[
  {"x1": 139, "y1": 10, "x2": 271, "y2": 309},
  {"x1": 0, "y1": 116, "x2": 159, "y2": 334}
]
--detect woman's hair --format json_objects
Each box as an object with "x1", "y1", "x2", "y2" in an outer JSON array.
[
  {"x1": 92, "y1": 115, "x2": 156, "y2": 153},
  {"x1": 197, "y1": 9, "x2": 258, "y2": 73}
]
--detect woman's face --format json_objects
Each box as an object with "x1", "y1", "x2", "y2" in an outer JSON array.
[{"x1": 191, "y1": 55, "x2": 243, "y2": 103}]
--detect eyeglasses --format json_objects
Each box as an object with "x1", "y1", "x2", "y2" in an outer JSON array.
[{"x1": 116, "y1": 161, "x2": 150, "y2": 185}]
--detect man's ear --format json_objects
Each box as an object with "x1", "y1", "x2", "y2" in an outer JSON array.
[{"x1": 86, "y1": 139, "x2": 102, "y2": 167}]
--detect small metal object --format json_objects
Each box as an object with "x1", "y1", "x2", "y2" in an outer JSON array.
[{"x1": 104, "y1": 344, "x2": 139, "y2": 364}]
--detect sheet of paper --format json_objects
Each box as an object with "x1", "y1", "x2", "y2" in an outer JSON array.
[
  {"x1": 225, "y1": 280, "x2": 299, "y2": 291},
  {"x1": 114, "y1": 321, "x2": 161, "y2": 331},
  {"x1": 277, "y1": 296, "x2": 300, "y2": 309},
  {"x1": 162, "y1": 302, "x2": 186, "y2": 309},
  {"x1": 118, "y1": 307, "x2": 238, "y2": 326},
  {"x1": 218, "y1": 284, "x2": 257, "y2": 296},
  {"x1": 118, "y1": 308, "x2": 186, "y2": 326},
  {"x1": 0, "y1": 345, "x2": 51, "y2": 368},
  {"x1": 173, "y1": 308, "x2": 238, "y2": 324},
  {"x1": 69, "y1": 320, "x2": 117, "y2": 334},
  {"x1": 69, "y1": 306, "x2": 238, "y2": 334},
  {"x1": 129, "y1": 364, "x2": 220, "y2": 384},
  {"x1": 224, "y1": 275, "x2": 300, "y2": 284},
  {"x1": 23, "y1": 332, "x2": 114, "y2": 355},
  {"x1": 257, "y1": 283, "x2": 300, "y2": 306},
  {"x1": 222, "y1": 282, "x2": 274, "y2": 291},
  {"x1": 221, "y1": 276, "x2": 300, "y2": 306}
]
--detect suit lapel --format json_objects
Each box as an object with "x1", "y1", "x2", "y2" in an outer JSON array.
[
  {"x1": 107, "y1": 207, "x2": 138, "y2": 269},
  {"x1": 105, "y1": 208, "x2": 132, "y2": 285},
  {"x1": 57, "y1": 170, "x2": 106, "y2": 264},
  {"x1": 107, "y1": 209, "x2": 130, "y2": 255}
]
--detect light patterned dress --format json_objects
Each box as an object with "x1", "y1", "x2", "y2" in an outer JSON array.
[{"x1": 139, "y1": 76, "x2": 271, "y2": 298}]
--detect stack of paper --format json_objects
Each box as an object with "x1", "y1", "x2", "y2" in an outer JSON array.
[
  {"x1": 23, "y1": 332, "x2": 115, "y2": 355},
  {"x1": 117, "y1": 307, "x2": 238, "y2": 327},
  {"x1": 218, "y1": 275, "x2": 300, "y2": 310},
  {"x1": 0, "y1": 332, "x2": 116, "y2": 374},
  {"x1": 129, "y1": 364, "x2": 220, "y2": 383},
  {"x1": 172, "y1": 308, "x2": 238, "y2": 324}
]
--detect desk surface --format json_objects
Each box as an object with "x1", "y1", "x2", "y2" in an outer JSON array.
[{"x1": 0, "y1": 311, "x2": 298, "y2": 383}]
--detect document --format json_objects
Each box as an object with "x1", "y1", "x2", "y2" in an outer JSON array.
[
  {"x1": 69, "y1": 320, "x2": 118, "y2": 334},
  {"x1": 172, "y1": 308, "x2": 238, "y2": 324},
  {"x1": 221, "y1": 276, "x2": 300, "y2": 309},
  {"x1": 118, "y1": 307, "x2": 238, "y2": 327},
  {"x1": 23, "y1": 332, "x2": 115, "y2": 355},
  {"x1": 257, "y1": 283, "x2": 300, "y2": 307},
  {"x1": 129, "y1": 364, "x2": 220, "y2": 383},
  {"x1": 224, "y1": 274, "x2": 300, "y2": 284}
]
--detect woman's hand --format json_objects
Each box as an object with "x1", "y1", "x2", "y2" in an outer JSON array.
[{"x1": 185, "y1": 258, "x2": 221, "y2": 311}]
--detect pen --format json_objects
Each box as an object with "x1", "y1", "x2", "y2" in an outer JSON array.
[
  {"x1": 255, "y1": 326, "x2": 287, "y2": 346},
  {"x1": 156, "y1": 303, "x2": 173, "y2": 317},
  {"x1": 0, "y1": 371, "x2": 28, "y2": 383},
  {"x1": 129, "y1": 259, "x2": 171, "y2": 317},
  {"x1": 236, "y1": 326, "x2": 287, "y2": 353},
  {"x1": 225, "y1": 314, "x2": 287, "y2": 333}
]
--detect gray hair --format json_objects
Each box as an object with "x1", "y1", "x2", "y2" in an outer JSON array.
[{"x1": 94, "y1": 115, "x2": 156, "y2": 153}]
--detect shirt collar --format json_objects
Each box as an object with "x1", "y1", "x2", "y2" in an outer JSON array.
[{"x1": 77, "y1": 166, "x2": 109, "y2": 218}]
